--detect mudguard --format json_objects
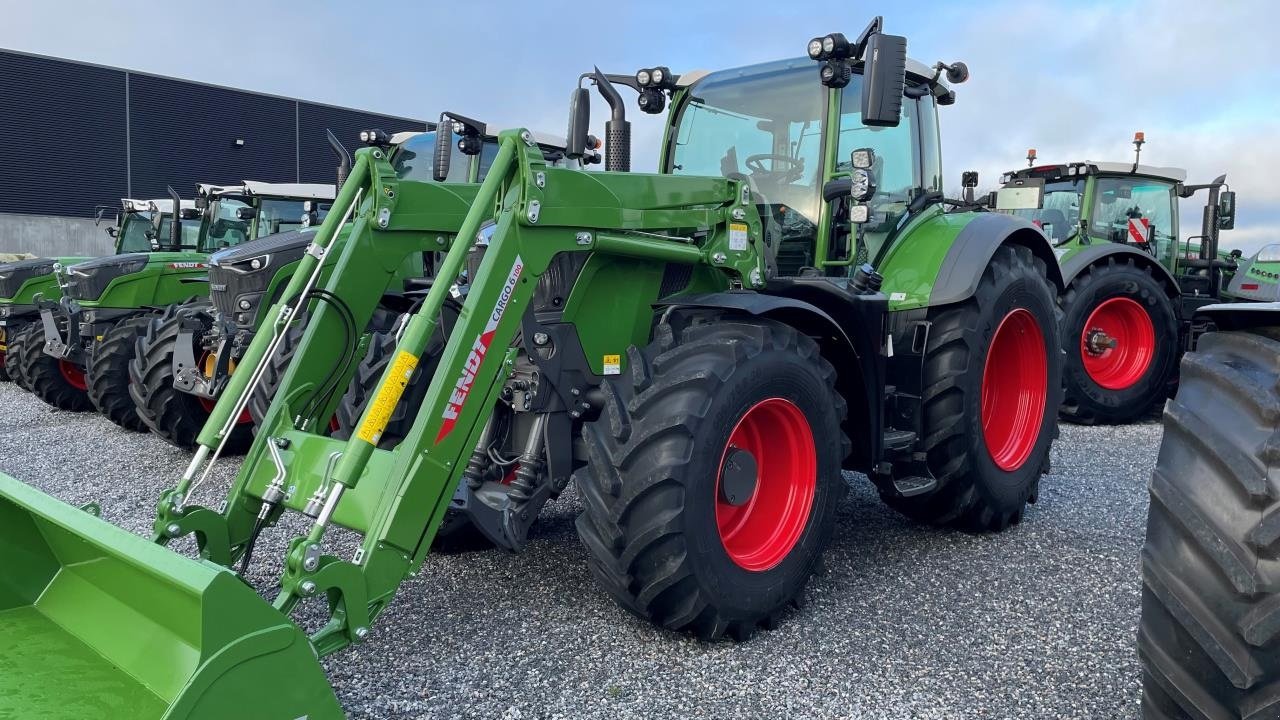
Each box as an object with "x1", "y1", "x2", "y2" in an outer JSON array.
[{"x1": 1058, "y1": 242, "x2": 1180, "y2": 297}]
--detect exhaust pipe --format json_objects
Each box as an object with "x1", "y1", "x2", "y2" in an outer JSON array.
[
  {"x1": 591, "y1": 67, "x2": 630, "y2": 172},
  {"x1": 166, "y1": 185, "x2": 183, "y2": 251},
  {"x1": 326, "y1": 129, "x2": 352, "y2": 188}
]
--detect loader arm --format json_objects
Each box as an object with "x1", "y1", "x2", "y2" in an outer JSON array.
[{"x1": 156, "y1": 130, "x2": 766, "y2": 656}]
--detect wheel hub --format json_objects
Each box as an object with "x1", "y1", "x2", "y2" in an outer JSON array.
[
  {"x1": 1084, "y1": 328, "x2": 1119, "y2": 356},
  {"x1": 1080, "y1": 297, "x2": 1156, "y2": 391},
  {"x1": 718, "y1": 447, "x2": 758, "y2": 507}
]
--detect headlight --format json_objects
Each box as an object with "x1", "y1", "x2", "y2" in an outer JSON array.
[
  {"x1": 223, "y1": 254, "x2": 271, "y2": 274},
  {"x1": 636, "y1": 69, "x2": 651, "y2": 87},
  {"x1": 849, "y1": 204, "x2": 871, "y2": 224},
  {"x1": 1257, "y1": 244, "x2": 1280, "y2": 263},
  {"x1": 651, "y1": 67, "x2": 665, "y2": 85},
  {"x1": 807, "y1": 38, "x2": 824, "y2": 59},
  {"x1": 850, "y1": 169, "x2": 874, "y2": 201}
]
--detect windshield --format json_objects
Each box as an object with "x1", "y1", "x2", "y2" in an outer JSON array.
[
  {"x1": 201, "y1": 197, "x2": 252, "y2": 251},
  {"x1": 671, "y1": 60, "x2": 825, "y2": 225},
  {"x1": 256, "y1": 198, "x2": 313, "y2": 236},
  {"x1": 1010, "y1": 179, "x2": 1083, "y2": 243},
  {"x1": 116, "y1": 212, "x2": 154, "y2": 253},
  {"x1": 395, "y1": 131, "x2": 474, "y2": 183},
  {"x1": 1091, "y1": 177, "x2": 1176, "y2": 259}
]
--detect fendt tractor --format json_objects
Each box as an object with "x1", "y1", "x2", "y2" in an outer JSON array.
[
  {"x1": 0, "y1": 19, "x2": 1067, "y2": 718},
  {"x1": 24, "y1": 181, "x2": 334, "y2": 429},
  {"x1": 997, "y1": 135, "x2": 1276, "y2": 424},
  {"x1": 1136, "y1": 301, "x2": 1280, "y2": 718},
  {"x1": 0, "y1": 197, "x2": 195, "y2": 389},
  {"x1": 128, "y1": 119, "x2": 583, "y2": 454}
]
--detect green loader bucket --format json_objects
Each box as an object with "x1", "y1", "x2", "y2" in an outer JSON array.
[{"x1": 0, "y1": 474, "x2": 343, "y2": 719}]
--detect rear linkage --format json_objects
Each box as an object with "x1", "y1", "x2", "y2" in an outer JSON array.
[{"x1": 151, "y1": 129, "x2": 765, "y2": 654}]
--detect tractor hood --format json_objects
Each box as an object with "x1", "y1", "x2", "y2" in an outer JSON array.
[
  {"x1": 62, "y1": 253, "x2": 207, "y2": 302},
  {"x1": 209, "y1": 229, "x2": 314, "y2": 327},
  {"x1": 0, "y1": 257, "x2": 59, "y2": 300}
]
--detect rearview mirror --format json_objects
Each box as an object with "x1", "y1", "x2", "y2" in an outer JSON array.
[
  {"x1": 860, "y1": 33, "x2": 908, "y2": 127},
  {"x1": 105, "y1": 226, "x2": 118, "y2": 238},
  {"x1": 235, "y1": 207, "x2": 257, "y2": 221},
  {"x1": 995, "y1": 177, "x2": 1045, "y2": 211},
  {"x1": 1218, "y1": 190, "x2": 1236, "y2": 230},
  {"x1": 566, "y1": 87, "x2": 592, "y2": 160},
  {"x1": 179, "y1": 208, "x2": 201, "y2": 220}
]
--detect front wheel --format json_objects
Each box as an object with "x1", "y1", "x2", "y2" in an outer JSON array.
[
  {"x1": 6, "y1": 323, "x2": 33, "y2": 391},
  {"x1": 20, "y1": 320, "x2": 92, "y2": 411},
  {"x1": 1059, "y1": 259, "x2": 1178, "y2": 425},
  {"x1": 575, "y1": 311, "x2": 847, "y2": 640},
  {"x1": 883, "y1": 243, "x2": 1063, "y2": 531},
  {"x1": 87, "y1": 313, "x2": 156, "y2": 431}
]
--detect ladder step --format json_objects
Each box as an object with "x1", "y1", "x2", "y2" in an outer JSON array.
[
  {"x1": 892, "y1": 476, "x2": 937, "y2": 497},
  {"x1": 883, "y1": 429, "x2": 917, "y2": 452}
]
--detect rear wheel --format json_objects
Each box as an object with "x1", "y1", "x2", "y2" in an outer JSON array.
[
  {"x1": 1138, "y1": 328, "x2": 1280, "y2": 718},
  {"x1": 87, "y1": 313, "x2": 155, "y2": 431},
  {"x1": 21, "y1": 320, "x2": 92, "y2": 411},
  {"x1": 1060, "y1": 259, "x2": 1178, "y2": 425},
  {"x1": 130, "y1": 303, "x2": 254, "y2": 452},
  {"x1": 575, "y1": 311, "x2": 846, "y2": 640},
  {"x1": 883, "y1": 244, "x2": 1062, "y2": 531}
]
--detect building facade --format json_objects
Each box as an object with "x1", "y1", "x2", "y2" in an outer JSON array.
[{"x1": 0, "y1": 49, "x2": 426, "y2": 256}]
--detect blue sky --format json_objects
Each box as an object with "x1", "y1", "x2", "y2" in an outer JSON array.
[{"x1": 4, "y1": 0, "x2": 1276, "y2": 251}]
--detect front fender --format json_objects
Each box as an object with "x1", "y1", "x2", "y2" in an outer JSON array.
[{"x1": 879, "y1": 211, "x2": 1063, "y2": 310}]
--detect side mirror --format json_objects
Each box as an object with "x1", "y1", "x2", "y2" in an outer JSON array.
[
  {"x1": 179, "y1": 208, "x2": 201, "y2": 220},
  {"x1": 105, "y1": 226, "x2": 118, "y2": 238},
  {"x1": 566, "y1": 87, "x2": 592, "y2": 160},
  {"x1": 995, "y1": 177, "x2": 1045, "y2": 211},
  {"x1": 860, "y1": 32, "x2": 908, "y2": 127},
  {"x1": 235, "y1": 207, "x2": 257, "y2": 221},
  {"x1": 1218, "y1": 190, "x2": 1236, "y2": 230},
  {"x1": 961, "y1": 171, "x2": 978, "y2": 203}
]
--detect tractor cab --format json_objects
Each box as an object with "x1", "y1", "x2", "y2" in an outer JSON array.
[
  {"x1": 104, "y1": 197, "x2": 202, "y2": 254},
  {"x1": 195, "y1": 182, "x2": 336, "y2": 251}
]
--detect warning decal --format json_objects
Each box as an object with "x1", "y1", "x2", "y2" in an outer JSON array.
[
  {"x1": 728, "y1": 223, "x2": 749, "y2": 251},
  {"x1": 355, "y1": 350, "x2": 419, "y2": 445},
  {"x1": 1127, "y1": 218, "x2": 1151, "y2": 244},
  {"x1": 603, "y1": 354, "x2": 621, "y2": 375}
]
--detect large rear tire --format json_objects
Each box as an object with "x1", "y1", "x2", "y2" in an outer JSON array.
[
  {"x1": 1138, "y1": 328, "x2": 1280, "y2": 719},
  {"x1": 21, "y1": 320, "x2": 92, "y2": 411},
  {"x1": 130, "y1": 303, "x2": 254, "y2": 452},
  {"x1": 575, "y1": 311, "x2": 847, "y2": 640},
  {"x1": 87, "y1": 313, "x2": 155, "y2": 431},
  {"x1": 1059, "y1": 259, "x2": 1178, "y2": 425},
  {"x1": 883, "y1": 244, "x2": 1062, "y2": 531}
]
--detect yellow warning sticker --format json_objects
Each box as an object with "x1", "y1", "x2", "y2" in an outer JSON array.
[
  {"x1": 728, "y1": 222, "x2": 749, "y2": 251},
  {"x1": 602, "y1": 354, "x2": 621, "y2": 375},
  {"x1": 355, "y1": 350, "x2": 419, "y2": 445}
]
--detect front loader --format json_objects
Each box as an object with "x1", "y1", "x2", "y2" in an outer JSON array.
[
  {"x1": 28, "y1": 182, "x2": 334, "y2": 430},
  {"x1": 0, "y1": 18, "x2": 1063, "y2": 717}
]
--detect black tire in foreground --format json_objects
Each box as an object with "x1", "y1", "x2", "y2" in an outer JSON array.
[
  {"x1": 20, "y1": 320, "x2": 92, "y2": 411},
  {"x1": 1059, "y1": 259, "x2": 1178, "y2": 425},
  {"x1": 1138, "y1": 327, "x2": 1280, "y2": 719},
  {"x1": 882, "y1": 244, "x2": 1063, "y2": 532},
  {"x1": 130, "y1": 303, "x2": 255, "y2": 453},
  {"x1": 87, "y1": 313, "x2": 155, "y2": 431},
  {"x1": 575, "y1": 311, "x2": 847, "y2": 640},
  {"x1": 0, "y1": 327, "x2": 9, "y2": 382},
  {"x1": 5, "y1": 323, "x2": 32, "y2": 390},
  {"x1": 245, "y1": 313, "x2": 309, "y2": 427}
]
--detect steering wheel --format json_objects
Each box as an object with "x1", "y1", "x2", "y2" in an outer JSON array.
[{"x1": 744, "y1": 154, "x2": 804, "y2": 184}]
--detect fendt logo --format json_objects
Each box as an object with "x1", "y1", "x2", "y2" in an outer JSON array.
[
  {"x1": 168, "y1": 262, "x2": 208, "y2": 269},
  {"x1": 435, "y1": 255, "x2": 524, "y2": 444}
]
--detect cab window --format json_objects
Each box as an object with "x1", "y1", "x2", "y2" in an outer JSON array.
[
  {"x1": 1091, "y1": 178, "x2": 1176, "y2": 258},
  {"x1": 394, "y1": 131, "x2": 473, "y2": 183},
  {"x1": 256, "y1": 198, "x2": 311, "y2": 237}
]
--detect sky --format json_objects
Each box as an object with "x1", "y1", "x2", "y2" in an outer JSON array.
[{"x1": 3, "y1": 0, "x2": 1277, "y2": 252}]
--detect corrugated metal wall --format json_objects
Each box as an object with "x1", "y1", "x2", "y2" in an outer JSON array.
[{"x1": 0, "y1": 49, "x2": 426, "y2": 217}]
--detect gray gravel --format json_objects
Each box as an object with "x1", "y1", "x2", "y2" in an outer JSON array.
[{"x1": 0, "y1": 382, "x2": 1160, "y2": 719}]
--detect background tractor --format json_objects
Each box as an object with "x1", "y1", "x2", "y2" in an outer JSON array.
[
  {"x1": 0, "y1": 19, "x2": 1065, "y2": 717},
  {"x1": 23, "y1": 182, "x2": 333, "y2": 428},
  {"x1": 0, "y1": 197, "x2": 194, "y2": 391},
  {"x1": 995, "y1": 135, "x2": 1275, "y2": 424},
  {"x1": 1136, "y1": 302, "x2": 1280, "y2": 718}
]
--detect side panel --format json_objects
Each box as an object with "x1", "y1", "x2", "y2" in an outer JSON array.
[{"x1": 88, "y1": 254, "x2": 211, "y2": 309}]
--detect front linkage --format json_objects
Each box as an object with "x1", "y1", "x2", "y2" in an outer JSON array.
[{"x1": 154, "y1": 130, "x2": 763, "y2": 653}]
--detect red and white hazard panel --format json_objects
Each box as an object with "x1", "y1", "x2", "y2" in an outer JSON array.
[{"x1": 1127, "y1": 217, "x2": 1151, "y2": 244}]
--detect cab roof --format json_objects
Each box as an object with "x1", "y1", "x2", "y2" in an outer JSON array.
[
  {"x1": 122, "y1": 198, "x2": 197, "y2": 213},
  {"x1": 1006, "y1": 161, "x2": 1187, "y2": 183},
  {"x1": 197, "y1": 181, "x2": 336, "y2": 201}
]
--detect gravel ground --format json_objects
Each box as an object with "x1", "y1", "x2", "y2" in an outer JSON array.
[{"x1": 0, "y1": 382, "x2": 1161, "y2": 719}]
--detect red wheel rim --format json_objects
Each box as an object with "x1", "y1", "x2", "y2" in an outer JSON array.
[
  {"x1": 1080, "y1": 297, "x2": 1155, "y2": 390},
  {"x1": 715, "y1": 397, "x2": 817, "y2": 572},
  {"x1": 59, "y1": 360, "x2": 87, "y2": 391},
  {"x1": 196, "y1": 395, "x2": 253, "y2": 425},
  {"x1": 980, "y1": 309, "x2": 1048, "y2": 472}
]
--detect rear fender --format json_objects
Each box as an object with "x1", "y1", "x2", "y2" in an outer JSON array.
[
  {"x1": 1059, "y1": 242, "x2": 1181, "y2": 298},
  {"x1": 929, "y1": 213, "x2": 1064, "y2": 306}
]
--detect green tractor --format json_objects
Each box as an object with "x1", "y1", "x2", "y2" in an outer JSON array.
[
  {"x1": 0, "y1": 197, "x2": 195, "y2": 390},
  {"x1": 25, "y1": 182, "x2": 334, "y2": 428},
  {"x1": 0, "y1": 19, "x2": 1064, "y2": 717},
  {"x1": 994, "y1": 134, "x2": 1272, "y2": 424},
  {"x1": 128, "y1": 120, "x2": 582, "y2": 452},
  {"x1": 1136, "y1": 301, "x2": 1280, "y2": 718}
]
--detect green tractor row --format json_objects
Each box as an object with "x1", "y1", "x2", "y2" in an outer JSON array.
[
  {"x1": 0, "y1": 196, "x2": 194, "y2": 390},
  {"x1": 0, "y1": 19, "x2": 1068, "y2": 717},
  {"x1": 128, "y1": 119, "x2": 584, "y2": 455},
  {"x1": 23, "y1": 181, "x2": 334, "y2": 427},
  {"x1": 995, "y1": 136, "x2": 1275, "y2": 424}
]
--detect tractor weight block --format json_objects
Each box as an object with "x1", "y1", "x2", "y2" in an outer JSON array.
[{"x1": 0, "y1": 473, "x2": 342, "y2": 719}]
